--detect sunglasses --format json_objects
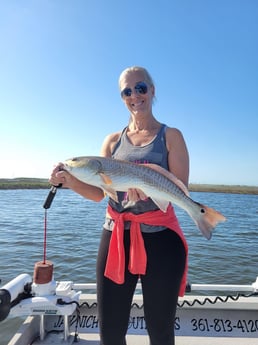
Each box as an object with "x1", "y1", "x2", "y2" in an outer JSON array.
[{"x1": 121, "y1": 81, "x2": 148, "y2": 98}]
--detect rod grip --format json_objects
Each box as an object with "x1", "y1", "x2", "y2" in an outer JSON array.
[{"x1": 43, "y1": 184, "x2": 62, "y2": 209}]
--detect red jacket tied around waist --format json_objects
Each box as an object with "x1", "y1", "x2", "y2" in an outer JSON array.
[{"x1": 105, "y1": 203, "x2": 188, "y2": 297}]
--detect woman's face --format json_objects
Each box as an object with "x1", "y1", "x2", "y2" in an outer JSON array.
[{"x1": 120, "y1": 71, "x2": 154, "y2": 116}]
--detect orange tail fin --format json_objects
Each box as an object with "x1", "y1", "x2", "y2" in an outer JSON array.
[{"x1": 193, "y1": 203, "x2": 226, "y2": 240}]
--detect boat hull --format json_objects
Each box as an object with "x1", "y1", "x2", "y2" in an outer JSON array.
[{"x1": 7, "y1": 293, "x2": 258, "y2": 345}]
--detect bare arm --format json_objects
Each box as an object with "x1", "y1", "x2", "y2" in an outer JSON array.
[
  {"x1": 100, "y1": 131, "x2": 121, "y2": 157},
  {"x1": 165, "y1": 127, "x2": 189, "y2": 187}
]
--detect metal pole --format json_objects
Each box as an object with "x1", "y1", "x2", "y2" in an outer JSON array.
[
  {"x1": 39, "y1": 314, "x2": 45, "y2": 341},
  {"x1": 63, "y1": 315, "x2": 70, "y2": 341}
]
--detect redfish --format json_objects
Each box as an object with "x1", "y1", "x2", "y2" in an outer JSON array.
[{"x1": 64, "y1": 156, "x2": 226, "y2": 239}]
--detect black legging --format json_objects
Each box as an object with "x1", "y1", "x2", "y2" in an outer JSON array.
[{"x1": 97, "y1": 228, "x2": 186, "y2": 345}]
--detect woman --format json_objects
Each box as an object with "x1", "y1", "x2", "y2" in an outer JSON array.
[{"x1": 50, "y1": 66, "x2": 189, "y2": 345}]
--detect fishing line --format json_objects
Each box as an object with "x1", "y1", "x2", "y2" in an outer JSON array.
[{"x1": 43, "y1": 209, "x2": 47, "y2": 264}]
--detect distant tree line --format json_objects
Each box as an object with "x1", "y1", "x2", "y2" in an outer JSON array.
[{"x1": 0, "y1": 178, "x2": 257, "y2": 194}]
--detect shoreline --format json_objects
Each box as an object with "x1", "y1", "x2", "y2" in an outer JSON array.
[{"x1": 0, "y1": 178, "x2": 257, "y2": 195}]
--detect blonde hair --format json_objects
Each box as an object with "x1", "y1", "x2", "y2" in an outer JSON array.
[{"x1": 118, "y1": 66, "x2": 155, "y2": 89}]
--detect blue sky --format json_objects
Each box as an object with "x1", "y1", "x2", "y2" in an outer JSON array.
[{"x1": 0, "y1": 0, "x2": 257, "y2": 185}]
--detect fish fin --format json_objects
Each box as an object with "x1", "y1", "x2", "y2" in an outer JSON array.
[
  {"x1": 144, "y1": 163, "x2": 190, "y2": 196},
  {"x1": 151, "y1": 198, "x2": 170, "y2": 213},
  {"x1": 100, "y1": 173, "x2": 112, "y2": 185},
  {"x1": 101, "y1": 185, "x2": 119, "y2": 202},
  {"x1": 190, "y1": 203, "x2": 226, "y2": 240}
]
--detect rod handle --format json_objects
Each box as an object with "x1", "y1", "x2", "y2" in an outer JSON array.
[{"x1": 43, "y1": 184, "x2": 62, "y2": 209}]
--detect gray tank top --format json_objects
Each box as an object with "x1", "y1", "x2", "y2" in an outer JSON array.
[{"x1": 103, "y1": 124, "x2": 169, "y2": 233}]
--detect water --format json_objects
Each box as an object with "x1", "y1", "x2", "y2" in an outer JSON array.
[{"x1": 0, "y1": 189, "x2": 258, "y2": 344}]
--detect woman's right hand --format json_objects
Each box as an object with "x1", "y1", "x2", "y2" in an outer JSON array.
[
  {"x1": 49, "y1": 163, "x2": 105, "y2": 202},
  {"x1": 49, "y1": 163, "x2": 75, "y2": 189}
]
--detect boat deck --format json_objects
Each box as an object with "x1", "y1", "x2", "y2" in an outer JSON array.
[
  {"x1": 9, "y1": 326, "x2": 258, "y2": 345},
  {"x1": 77, "y1": 333, "x2": 258, "y2": 344},
  {"x1": 10, "y1": 330, "x2": 258, "y2": 345}
]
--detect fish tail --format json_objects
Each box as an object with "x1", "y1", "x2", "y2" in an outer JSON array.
[{"x1": 191, "y1": 203, "x2": 226, "y2": 240}]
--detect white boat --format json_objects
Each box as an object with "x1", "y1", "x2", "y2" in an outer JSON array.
[{"x1": 1, "y1": 271, "x2": 258, "y2": 345}]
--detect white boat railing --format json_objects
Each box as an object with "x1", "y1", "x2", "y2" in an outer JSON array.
[
  {"x1": 72, "y1": 277, "x2": 258, "y2": 293},
  {"x1": 188, "y1": 283, "x2": 257, "y2": 292}
]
